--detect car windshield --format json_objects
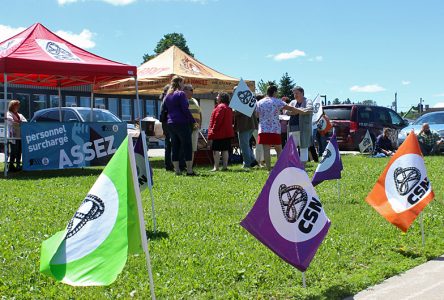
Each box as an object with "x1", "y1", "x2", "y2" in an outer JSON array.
[
  {"x1": 77, "y1": 109, "x2": 121, "y2": 122},
  {"x1": 324, "y1": 108, "x2": 351, "y2": 120},
  {"x1": 413, "y1": 112, "x2": 444, "y2": 125}
]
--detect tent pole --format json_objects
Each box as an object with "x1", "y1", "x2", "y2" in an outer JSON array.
[
  {"x1": 90, "y1": 78, "x2": 95, "y2": 122},
  {"x1": 58, "y1": 84, "x2": 62, "y2": 121},
  {"x1": 3, "y1": 73, "x2": 9, "y2": 177},
  {"x1": 135, "y1": 76, "x2": 141, "y2": 120}
]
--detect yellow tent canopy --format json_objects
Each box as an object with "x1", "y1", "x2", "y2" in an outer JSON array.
[{"x1": 95, "y1": 45, "x2": 255, "y2": 95}]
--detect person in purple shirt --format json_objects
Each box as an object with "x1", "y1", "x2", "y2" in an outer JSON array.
[{"x1": 164, "y1": 76, "x2": 196, "y2": 175}]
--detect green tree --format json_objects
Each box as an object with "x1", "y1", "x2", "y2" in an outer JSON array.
[
  {"x1": 142, "y1": 33, "x2": 193, "y2": 63},
  {"x1": 278, "y1": 72, "x2": 295, "y2": 99},
  {"x1": 362, "y1": 99, "x2": 377, "y2": 106},
  {"x1": 343, "y1": 98, "x2": 352, "y2": 104},
  {"x1": 257, "y1": 79, "x2": 278, "y2": 95},
  {"x1": 333, "y1": 98, "x2": 341, "y2": 105}
]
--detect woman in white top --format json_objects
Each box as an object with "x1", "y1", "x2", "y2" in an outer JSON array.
[
  {"x1": 255, "y1": 85, "x2": 298, "y2": 170},
  {"x1": 6, "y1": 100, "x2": 27, "y2": 171}
]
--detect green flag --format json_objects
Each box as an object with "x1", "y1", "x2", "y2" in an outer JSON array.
[{"x1": 40, "y1": 137, "x2": 144, "y2": 286}]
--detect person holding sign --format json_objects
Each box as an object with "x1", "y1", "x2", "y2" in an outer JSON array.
[
  {"x1": 208, "y1": 92, "x2": 235, "y2": 171},
  {"x1": 233, "y1": 86, "x2": 258, "y2": 170},
  {"x1": 256, "y1": 85, "x2": 299, "y2": 171},
  {"x1": 373, "y1": 128, "x2": 395, "y2": 157},
  {"x1": 285, "y1": 86, "x2": 313, "y2": 164}
]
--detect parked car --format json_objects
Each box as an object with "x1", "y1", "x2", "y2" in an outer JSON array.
[
  {"x1": 323, "y1": 104, "x2": 408, "y2": 150},
  {"x1": 398, "y1": 111, "x2": 444, "y2": 151},
  {"x1": 30, "y1": 107, "x2": 165, "y2": 147}
]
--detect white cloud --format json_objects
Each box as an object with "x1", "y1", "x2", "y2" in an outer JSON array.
[
  {"x1": 58, "y1": 0, "x2": 137, "y2": 5},
  {"x1": 433, "y1": 102, "x2": 444, "y2": 108},
  {"x1": 401, "y1": 80, "x2": 411, "y2": 85},
  {"x1": 0, "y1": 25, "x2": 26, "y2": 42},
  {"x1": 56, "y1": 29, "x2": 96, "y2": 48},
  {"x1": 433, "y1": 93, "x2": 444, "y2": 97},
  {"x1": 350, "y1": 84, "x2": 386, "y2": 93},
  {"x1": 268, "y1": 49, "x2": 306, "y2": 61},
  {"x1": 0, "y1": 24, "x2": 96, "y2": 49}
]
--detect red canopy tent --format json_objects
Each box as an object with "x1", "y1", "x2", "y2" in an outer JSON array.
[{"x1": 0, "y1": 23, "x2": 137, "y2": 175}]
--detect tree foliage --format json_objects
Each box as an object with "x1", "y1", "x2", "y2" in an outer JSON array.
[
  {"x1": 257, "y1": 79, "x2": 278, "y2": 95},
  {"x1": 333, "y1": 98, "x2": 341, "y2": 105},
  {"x1": 278, "y1": 72, "x2": 295, "y2": 99},
  {"x1": 142, "y1": 33, "x2": 193, "y2": 64}
]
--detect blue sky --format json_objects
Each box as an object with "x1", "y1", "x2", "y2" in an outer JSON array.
[{"x1": 1, "y1": 0, "x2": 444, "y2": 112}]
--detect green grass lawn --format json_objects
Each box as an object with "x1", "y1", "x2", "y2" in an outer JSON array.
[{"x1": 1, "y1": 155, "x2": 443, "y2": 299}]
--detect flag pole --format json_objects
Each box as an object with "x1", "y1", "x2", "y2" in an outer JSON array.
[
  {"x1": 302, "y1": 272, "x2": 306, "y2": 288},
  {"x1": 128, "y1": 137, "x2": 156, "y2": 300},
  {"x1": 337, "y1": 179, "x2": 341, "y2": 202},
  {"x1": 141, "y1": 130, "x2": 157, "y2": 233},
  {"x1": 420, "y1": 212, "x2": 425, "y2": 247}
]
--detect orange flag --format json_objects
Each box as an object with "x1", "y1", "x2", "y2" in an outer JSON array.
[{"x1": 366, "y1": 132, "x2": 434, "y2": 232}]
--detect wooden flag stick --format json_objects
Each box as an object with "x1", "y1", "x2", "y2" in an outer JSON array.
[
  {"x1": 302, "y1": 272, "x2": 306, "y2": 288},
  {"x1": 128, "y1": 137, "x2": 156, "y2": 300},
  {"x1": 420, "y1": 212, "x2": 425, "y2": 247}
]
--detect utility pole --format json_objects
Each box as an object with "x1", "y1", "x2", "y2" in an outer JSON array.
[
  {"x1": 320, "y1": 95, "x2": 327, "y2": 106},
  {"x1": 419, "y1": 97, "x2": 423, "y2": 116},
  {"x1": 394, "y1": 92, "x2": 397, "y2": 112}
]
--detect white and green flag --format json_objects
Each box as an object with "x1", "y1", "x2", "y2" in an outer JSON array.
[{"x1": 40, "y1": 136, "x2": 149, "y2": 286}]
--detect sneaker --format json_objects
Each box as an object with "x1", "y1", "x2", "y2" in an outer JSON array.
[{"x1": 250, "y1": 160, "x2": 259, "y2": 168}]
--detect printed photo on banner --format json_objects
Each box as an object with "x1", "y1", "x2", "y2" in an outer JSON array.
[{"x1": 229, "y1": 78, "x2": 256, "y2": 117}]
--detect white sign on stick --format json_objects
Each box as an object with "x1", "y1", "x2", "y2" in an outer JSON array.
[
  {"x1": 229, "y1": 78, "x2": 256, "y2": 117},
  {"x1": 312, "y1": 94, "x2": 323, "y2": 124}
]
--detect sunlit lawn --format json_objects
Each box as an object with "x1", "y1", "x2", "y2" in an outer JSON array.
[{"x1": 0, "y1": 155, "x2": 443, "y2": 299}]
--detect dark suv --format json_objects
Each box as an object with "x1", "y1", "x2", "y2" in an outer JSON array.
[{"x1": 323, "y1": 104, "x2": 408, "y2": 150}]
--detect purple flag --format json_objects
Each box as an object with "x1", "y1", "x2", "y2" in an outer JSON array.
[
  {"x1": 134, "y1": 134, "x2": 153, "y2": 190},
  {"x1": 240, "y1": 137, "x2": 331, "y2": 271},
  {"x1": 312, "y1": 132, "x2": 343, "y2": 186}
]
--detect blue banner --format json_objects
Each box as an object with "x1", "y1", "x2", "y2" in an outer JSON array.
[{"x1": 21, "y1": 122, "x2": 126, "y2": 171}]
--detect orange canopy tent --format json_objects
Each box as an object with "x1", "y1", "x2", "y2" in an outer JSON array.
[{"x1": 95, "y1": 45, "x2": 255, "y2": 95}]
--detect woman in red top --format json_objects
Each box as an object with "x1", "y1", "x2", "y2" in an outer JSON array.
[{"x1": 208, "y1": 92, "x2": 234, "y2": 171}]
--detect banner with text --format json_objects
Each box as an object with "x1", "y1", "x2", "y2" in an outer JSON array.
[{"x1": 21, "y1": 122, "x2": 126, "y2": 171}]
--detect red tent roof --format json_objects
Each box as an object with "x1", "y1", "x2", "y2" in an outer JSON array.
[{"x1": 0, "y1": 23, "x2": 136, "y2": 87}]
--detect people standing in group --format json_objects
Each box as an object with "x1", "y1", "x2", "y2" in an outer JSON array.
[
  {"x1": 208, "y1": 92, "x2": 235, "y2": 171},
  {"x1": 417, "y1": 123, "x2": 444, "y2": 155},
  {"x1": 159, "y1": 84, "x2": 174, "y2": 171},
  {"x1": 279, "y1": 96, "x2": 291, "y2": 148},
  {"x1": 163, "y1": 76, "x2": 196, "y2": 176},
  {"x1": 252, "y1": 94, "x2": 265, "y2": 167},
  {"x1": 373, "y1": 127, "x2": 395, "y2": 157},
  {"x1": 6, "y1": 100, "x2": 27, "y2": 172},
  {"x1": 316, "y1": 113, "x2": 332, "y2": 156},
  {"x1": 183, "y1": 84, "x2": 202, "y2": 165},
  {"x1": 286, "y1": 86, "x2": 313, "y2": 165},
  {"x1": 255, "y1": 85, "x2": 299, "y2": 171},
  {"x1": 233, "y1": 87, "x2": 258, "y2": 170}
]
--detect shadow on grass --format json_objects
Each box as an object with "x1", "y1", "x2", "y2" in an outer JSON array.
[
  {"x1": 1, "y1": 167, "x2": 103, "y2": 180},
  {"x1": 393, "y1": 247, "x2": 422, "y2": 259},
  {"x1": 324, "y1": 283, "x2": 355, "y2": 300},
  {"x1": 146, "y1": 230, "x2": 169, "y2": 240}
]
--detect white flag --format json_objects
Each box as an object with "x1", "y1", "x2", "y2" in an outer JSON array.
[
  {"x1": 229, "y1": 78, "x2": 256, "y2": 117},
  {"x1": 359, "y1": 130, "x2": 373, "y2": 153},
  {"x1": 311, "y1": 94, "x2": 323, "y2": 124}
]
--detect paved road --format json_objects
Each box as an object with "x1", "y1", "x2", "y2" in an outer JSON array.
[{"x1": 346, "y1": 255, "x2": 444, "y2": 300}]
